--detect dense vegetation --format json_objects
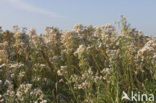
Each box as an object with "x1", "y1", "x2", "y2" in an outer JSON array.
[{"x1": 0, "y1": 16, "x2": 156, "y2": 103}]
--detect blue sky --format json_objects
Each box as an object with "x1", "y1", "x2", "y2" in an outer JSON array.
[{"x1": 0, "y1": 0, "x2": 156, "y2": 36}]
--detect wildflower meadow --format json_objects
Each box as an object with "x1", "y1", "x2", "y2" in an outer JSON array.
[{"x1": 0, "y1": 16, "x2": 156, "y2": 103}]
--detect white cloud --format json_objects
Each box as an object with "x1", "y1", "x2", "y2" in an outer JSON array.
[{"x1": 6, "y1": 0, "x2": 61, "y2": 18}]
